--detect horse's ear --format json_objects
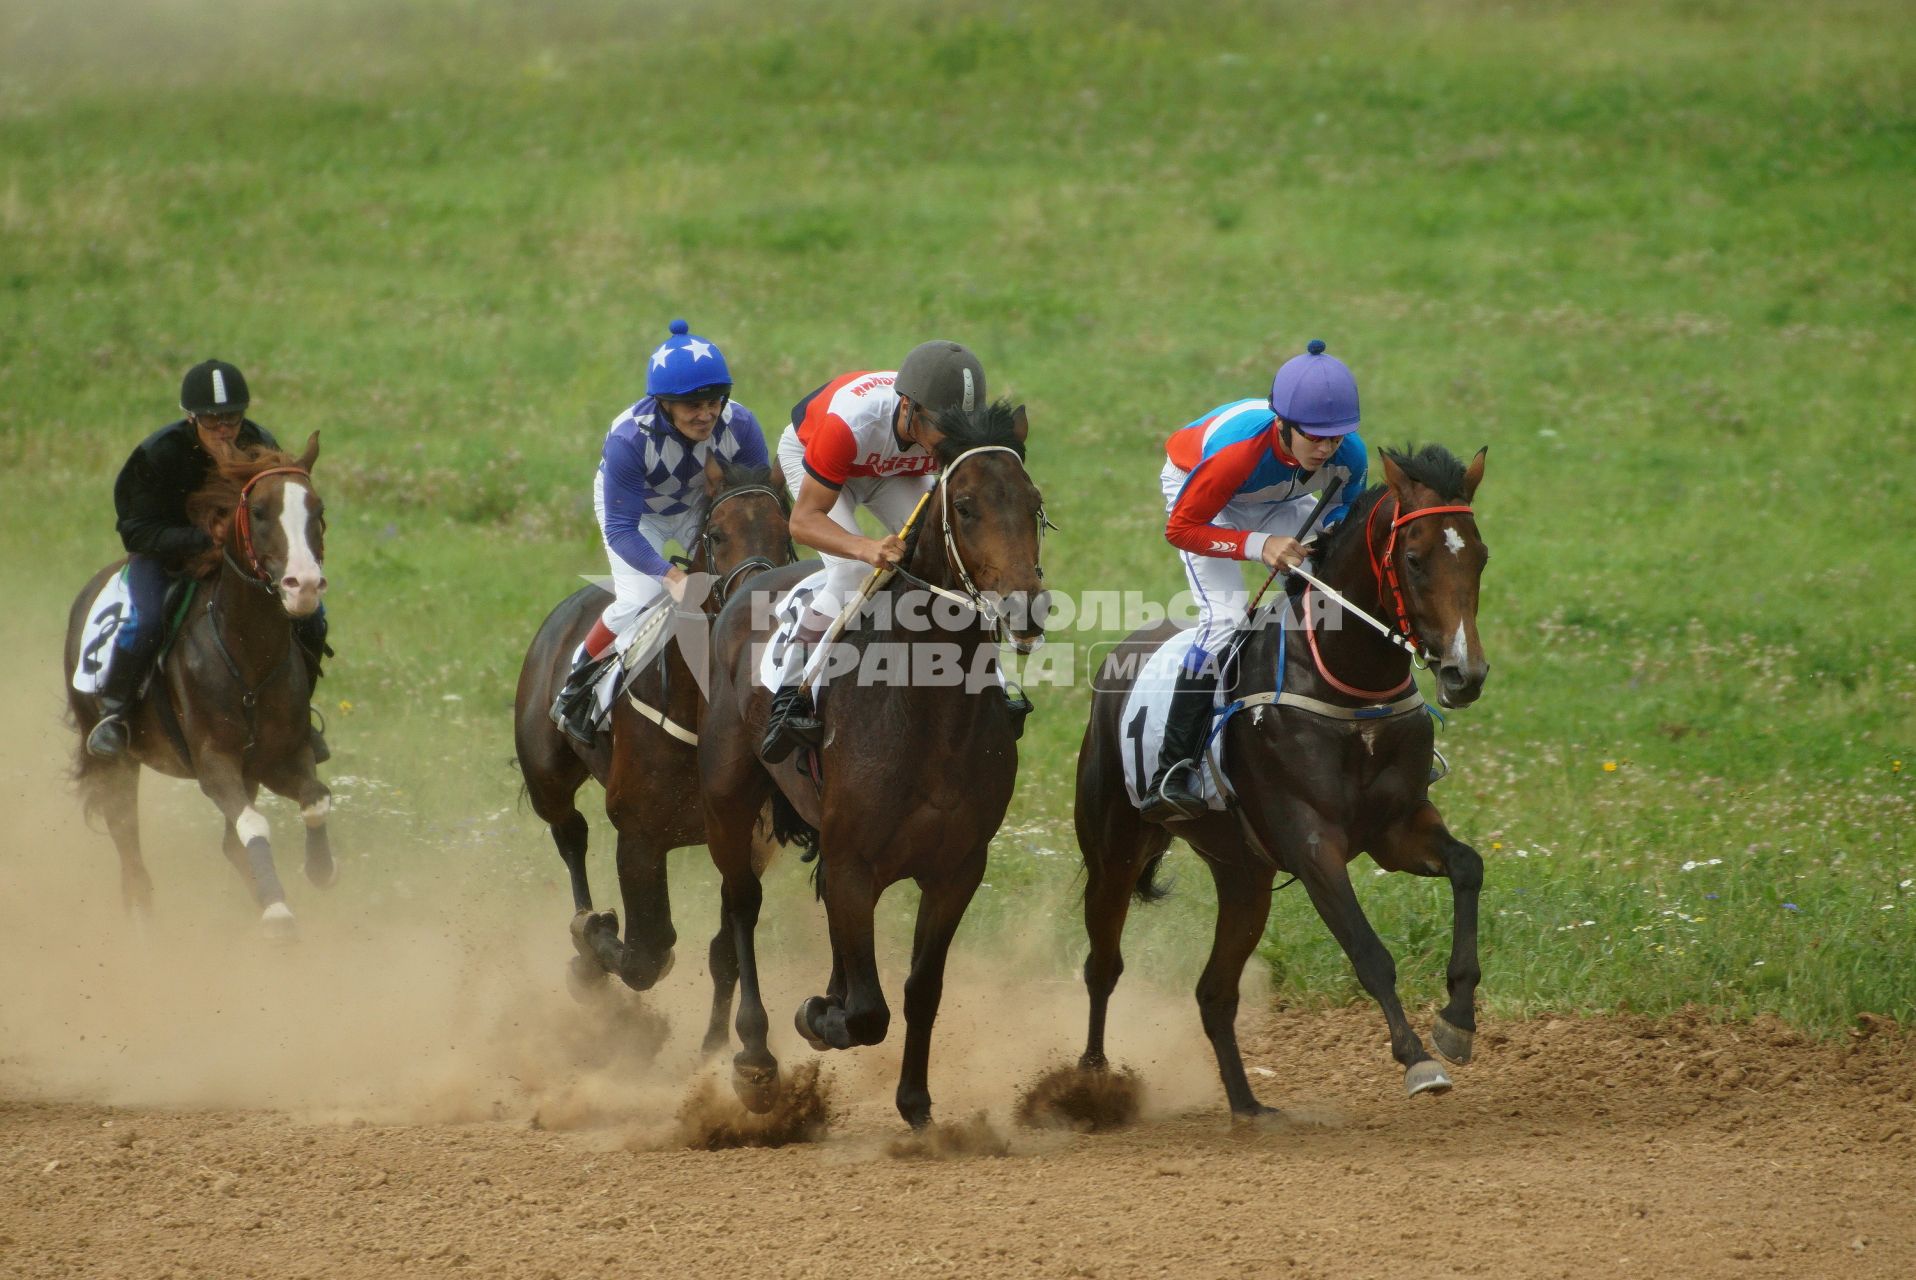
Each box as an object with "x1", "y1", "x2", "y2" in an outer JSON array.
[
  {"x1": 1462, "y1": 446, "x2": 1487, "y2": 503},
  {"x1": 1378, "y1": 448, "x2": 1414, "y2": 506},
  {"x1": 702, "y1": 452, "x2": 726, "y2": 498},
  {"x1": 297, "y1": 431, "x2": 321, "y2": 473},
  {"x1": 1011, "y1": 404, "x2": 1029, "y2": 444}
]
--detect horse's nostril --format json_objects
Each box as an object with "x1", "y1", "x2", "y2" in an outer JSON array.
[{"x1": 282, "y1": 575, "x2": 299, "y2": 589}]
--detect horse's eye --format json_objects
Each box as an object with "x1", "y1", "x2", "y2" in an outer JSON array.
[
  {"x1": 710, "y1": 531, "x2": 727, "y2": 547},
  {"x1": 1404, "y1": 550, "x2": 1424, "y2": 575},
  {"x1": 251, "y1": 504, "x2": 268, "y2": 520},
  {"x1": 954, "y1": 499, "x2": 977, "y2": 521}
]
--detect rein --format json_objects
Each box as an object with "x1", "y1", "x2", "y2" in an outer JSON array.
[
  {"x1": 890, "y1": 444, "x2": 1049, "y2": 633},
  {"x1": 229, "y1": 466, "x2": 313, "y2": 592},
  {"x1": 675, "y1": 482, "x2": 792, "y2": 610}
]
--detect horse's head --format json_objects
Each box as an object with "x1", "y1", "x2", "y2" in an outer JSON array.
[
  {"x1": 1376, "y1": 444, "x2": 1489, "y2": 708},
  {"x1": 691, "y1": 454, "x2": 792, "y2": 611},
  {"x1": 925, "y1": 400, "x2": 1048, "y2": 653},
  {"x1": 198, "y1": 433, "x2": 328, "y2": 618}
]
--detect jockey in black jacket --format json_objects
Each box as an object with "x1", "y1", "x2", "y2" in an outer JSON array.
[{"x1": 86, "y1": 359, "x2": 332, "y2": 762}]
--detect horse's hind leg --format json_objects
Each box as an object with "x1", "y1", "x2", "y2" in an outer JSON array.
[
  {"x1": 700, "y1": 900, "x2": 738, "y2": 1057},
  {"x1": 1076, "y1": 769, "x2": 1169, "y2": 1071},
  {"x1": 1372, "y1": 803, "x2": 1484, "y2": 1065},
  {"x1": 894, "y1": 851, "x2": 987, "y2": 1129},
  {"x1": 96, "y1": 762, "x2": 152, "y2": 920},
  {"x1": 1195, "y1": 860, "x2": 1279, "y2": 1118}
]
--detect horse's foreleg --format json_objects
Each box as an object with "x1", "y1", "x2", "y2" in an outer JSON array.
[
  {"x1": 200, "y1": 759, "x2": 292, "y2": 939},
  {"x1": 261, "y1": 762, "x2": 334, "y2": 890},
  {"x1": 1295, "y1": 826, "x2": 1448, "y2": 1098},
  {"x1": 895, "y1": 853, "x2": 986, "y2": 1130},
  {"x1": 700, "y1": 901, "x2": 738, "y2": 1057},
  {"x1": 1373, "y1": 804, "x2": 1483, "y2": 1065},
  {"x1": 721, "y1": 861, "x2": 776, "y2": 1110},
  {"x1": 1077, "y1": 808, "x2": 1160, "y2": 1073},
  {"x1": 609, "y1": 823, "x2": 676, "y2": 993},
  {"x1": 1195, "y1": 861, "x2": 1278, "y2": 1118},
  {"x1": 805, "y1": 856, "x2": 887, "y2": 1053}
]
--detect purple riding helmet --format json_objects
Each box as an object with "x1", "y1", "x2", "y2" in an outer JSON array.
[{"x1": 1268, "y1": 339, "x2": 1361, "y2": 435}]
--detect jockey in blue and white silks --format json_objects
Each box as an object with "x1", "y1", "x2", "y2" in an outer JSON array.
[
  {"x1": 551, "y1": 319, "x2": 768, "y2": 748},
  {"x1": 1140, "y1": 340, "x2": 1370, "y2": 823}
]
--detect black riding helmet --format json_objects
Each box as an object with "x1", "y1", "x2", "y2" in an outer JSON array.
[{"x1": 180, "y1": 359, "x2": 250, "y2": 416}]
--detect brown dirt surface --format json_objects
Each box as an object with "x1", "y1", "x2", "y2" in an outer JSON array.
[{"x1": 5, "y1": 662, "x2": 1914, "y2": 1278}]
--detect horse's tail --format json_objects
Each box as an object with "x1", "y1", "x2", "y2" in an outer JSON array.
[
  {"x1": 1133, "y1": 850, "x2": 1173, "y2": 903},
  {"x1": 767, "y1": 787, "x2": 823, "y2": 894},
  {"x1": 67, "y1": 706, "x2": 113, "y2": 829}
]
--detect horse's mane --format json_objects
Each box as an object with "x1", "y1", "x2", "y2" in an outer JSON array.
[
  {"x1": 1312, "y1": 442, "x2": 1470, "y2": 565},
  {"x1": 930, "y1": 398, "x2": 1025, "y2": 467},
  {"x1": 182, "y1": 442, "x2": 307, "y2": 578}
]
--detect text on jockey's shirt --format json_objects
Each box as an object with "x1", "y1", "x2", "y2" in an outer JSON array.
[
  {"x1": 599, "y1": 395, "x2": 768, "y2": 576},
  {"x1": 1163, "y1": 399, "x2": 1368, "y2": 559},
  {"x1": 793, "y1": 371, "x2": 937, "y2": 488}
]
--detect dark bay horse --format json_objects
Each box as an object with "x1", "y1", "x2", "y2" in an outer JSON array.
[
  {"x1": 513, "y1": 455, "x2": 792, "y2": 995},
  {"x1": 1074, "y1": 444, "x2": 1490, "y2": 1117},
  {"x1": 65, "y1": 435, "x2": 333, "y2": 940},
  {"x1": 697, "y1": 401, "x2": 1046, "y2": 1129}
]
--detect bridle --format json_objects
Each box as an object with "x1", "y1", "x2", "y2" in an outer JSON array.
[
  {"x1": 672, "y1": 483, "x2": 793, "y2": 610},
  {"x1": 223, "y1": 466, "x2": 314, "y2": 598},
  {"x1": 1365, "y1": 494, "x2": 1477, "y2": 657},
  {"x1": 892, "y1": 444, "x2": 1051, "y2": 632}
]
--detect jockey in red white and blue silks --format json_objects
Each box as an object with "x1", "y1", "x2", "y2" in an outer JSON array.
[
  {"x1": 550, "y1": 319, "x2": 768, "y2": 748},
  {"x1": 1140, "y1": 339, "x2": 1368, "y2": 824}
]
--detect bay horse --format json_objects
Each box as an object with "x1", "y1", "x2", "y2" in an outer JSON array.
[
  {"x1": 64, "y1": 435, "x2": 332, "y2": 940},
  {"x1": 1074, "y1": 444, "x2": 1490, "y2": 1117},
  {"x1": 697, "y1": 400, "x2": 1046, "y2": 1129},
  {"x1": 512, "y1": 455, "x2": 792, "y2": 995}
]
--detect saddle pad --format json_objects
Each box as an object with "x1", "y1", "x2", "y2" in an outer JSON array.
[
  {"x1": 754, "y1": 569, "x2": 831, "y2": 693},
  {"x1": 71, "y1": 569, "x2": 134, "y2": 694},
  {"x1": 1116, "y1": 629, "x2": 1233, "y2": 813}
]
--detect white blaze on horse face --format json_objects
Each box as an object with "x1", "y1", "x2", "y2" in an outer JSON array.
[
  {"x1": 236, "y1": 807, "x2": 270, "y2": 845},
  {"x1": 1443, "y1": 525, "x2": 1466, "y2": 556},
  {"x1": 1446, "y1": 620, "x2": 1470, "y2": 670},
  {"x1": 278, "y1": 482, "x2": 324, "y2": 615}
]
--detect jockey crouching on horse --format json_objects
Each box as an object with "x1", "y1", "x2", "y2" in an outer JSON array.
[
  {"x1": 550, "y1": 319, "x2": 769, "y2": 749},
  {"x1": 1140, "y1": 339, "x2": 1369, "y2": 823},
  {"x1": 759, "y1": 340, "x2": 1032, "y2": 762},
  {"x1": 88, "y1": 359, "x2": 333, "y2": 762}
]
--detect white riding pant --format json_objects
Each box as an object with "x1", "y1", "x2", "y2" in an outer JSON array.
[{"x1": 1160, "y1": 460, "x2": 1318, "y2": 659}]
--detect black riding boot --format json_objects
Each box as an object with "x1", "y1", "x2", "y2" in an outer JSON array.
[
  {"x1": 293, "y1": 614, "x2": 334, "y2": 764},
  {"x1": 760, "y1": 614, "x2": 828, "y2": 764},
  {"x1": 551, "y1": 649, "x2": 617, "y2": 749},
  {"x1": 85, "y1": 650, "x2": 147, "y2": 761},
  {"x1": 1139, "y1": 667, "x2": 1219, "y2": 823}
]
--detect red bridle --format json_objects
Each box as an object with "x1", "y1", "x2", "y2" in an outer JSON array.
[
  {"x1": 232, "y1": 467, "x2": 313, "y2": 584},
  {"x1": 1364, "y1": 494, "x2": 1477, "y2": 651}
]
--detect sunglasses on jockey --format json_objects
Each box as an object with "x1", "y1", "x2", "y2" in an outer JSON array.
[{"x1": 656, "y1": 385, "x2": 731, "y2": 410}]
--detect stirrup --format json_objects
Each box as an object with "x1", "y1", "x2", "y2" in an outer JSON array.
[
  {"x1": 1140, "y1": 759, "x2": 1206, "y2": 823},
  {"x1": 86, "y1": 714, "x2": 130, "y2": 761},
  {"x1": 1004, "y1": 685, "x2": 1034, "y2": 741}
]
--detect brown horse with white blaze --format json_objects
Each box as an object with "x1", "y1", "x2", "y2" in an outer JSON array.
[
  {"x1": 1073, "y1": 444, "x2": 1490, "y2": 1117},
  {"x1": 65, "y1": 435, "x2": 333, "y2": 940},
  {"x1": 697, "y1": 400, "x2": 1047, "y2": 1129}
]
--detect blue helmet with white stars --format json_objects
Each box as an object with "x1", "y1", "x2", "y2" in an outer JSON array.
[{"x1": 645, "y1": 319, "x2": 733, "y2": 400}]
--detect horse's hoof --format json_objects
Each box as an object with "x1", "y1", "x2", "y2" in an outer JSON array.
[
  {"x1": 565, "y1": 953, "x2": 609, "y2": 1004},
  {"x1": 260, "y1": 902, "x2": 298, "y2": 944},
  {"x1": 304, "y1": 853, "x2": 337, "y2": 890},
  {"x1": 1431, "y1": 1013, "x2": 1475, "y2": 1065},
  {"x1": 731, "y1": 1058, "x2": 780, "y2": 1114},
  {"x1": 569, "y1": 908, "x2": 618, "y2": 961},
  {"x1": 618, "y1": 946, "x2": 675, "y2": 992},
  {"x1": 1405, "y1": 1059, "x2": 1453, "y2": 1098},
  {"x1": 1230, "y1": 1103, "x2": 1284, "y2": 1127},
  {"x1": 794, "y1": 997, "x2": 832, "y2": 1051}
]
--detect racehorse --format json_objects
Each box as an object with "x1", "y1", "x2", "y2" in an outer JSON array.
[
  {"x1": 64, "y1": 435, "x2": 332, "y2": 940},
  {"x1": 697, "y1": 400, "x2": 1046, "y2": 1129},
  {"x1": 513, "y1": 455, "x2": 792, "y2": 995},
  {"x1": 1073, "y1": 443, "x2": 1490, "y2": 1117}
]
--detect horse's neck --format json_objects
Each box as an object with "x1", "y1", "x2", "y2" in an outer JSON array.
[
  {"x1": 206, "y1": 553, "x2": 293, "y2": 680},
  {"x1": 1292, "y1": 499, "x2": 1410, "y2": 696}
]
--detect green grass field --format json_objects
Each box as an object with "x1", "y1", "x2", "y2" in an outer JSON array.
[{"x1": 2, "y1": 0, "x2": 1910, "y2": 1034}]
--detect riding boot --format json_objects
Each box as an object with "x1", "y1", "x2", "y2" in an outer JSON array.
[
  {"x1": 293, "y1": 614, "x2": 334, "y2": 764},
  {"x1": 1139, "y1": 667, "x2": 1219, "y2": 824},
  {"x1": 85, "y1": 648, "x2": 148, "y2": 761},
  {"x1": 760, "y1": 682, "x2": 823, "y2": 764},
  {"x1": 551, "y1": 649, "x2": 617, "y2": 749}
]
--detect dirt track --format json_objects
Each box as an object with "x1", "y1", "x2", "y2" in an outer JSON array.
[{"x1": 5, "y1": 1001, "x2": 1913, "y2": 1280}]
